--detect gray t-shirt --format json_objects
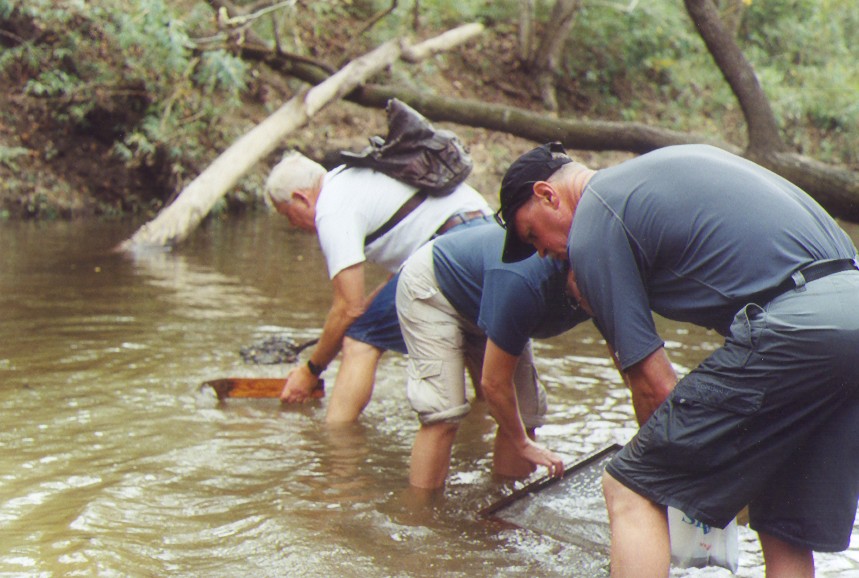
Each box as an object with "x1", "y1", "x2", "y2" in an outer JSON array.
[
  {"x1": 570, "y1": 144, "x2": 856, "y2": 370},
  {"x1": 433, "y1": 222, "x2": 590, "y2": 356}
]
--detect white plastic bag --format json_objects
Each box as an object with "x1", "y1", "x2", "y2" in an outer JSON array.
[{"x1": 668, "y1": 507, "x2": 739, "y2": 573}]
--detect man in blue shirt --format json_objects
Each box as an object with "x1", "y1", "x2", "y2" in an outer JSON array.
[
  {"x1": 495, "y1": 142, "x2": 859, "y2": 577},
  {"x1": 395, "y1": 221, "x2": 590, "y2": 489}
]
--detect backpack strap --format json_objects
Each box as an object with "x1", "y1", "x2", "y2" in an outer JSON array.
[
  {"x1": 364, "y1": 191, "x2": 426, "y2": 247},
  {"x1": 333, "y1": 166, "x2": 426, "y2": 247}
]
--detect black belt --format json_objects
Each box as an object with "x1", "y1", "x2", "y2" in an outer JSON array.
[
  {"x1": 751, "y1": 259, "x2": 858, "y2": 305},
  {"x1": 434, "y1": 211, "x2": 491, "y2": 237}
]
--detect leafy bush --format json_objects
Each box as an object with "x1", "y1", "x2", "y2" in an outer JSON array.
[
  {"x1": 2, "y1": 0, "x2": 252, "y2": 195},
  {"x1": 549, "y1": 0, "x2": 858, "y2": 162},
  {"x1": 741, "y1": 0, "x2": 859, "y2": 163},
  {"x1": 0, "y1": 145, "x2": 30, "y2": 171}
]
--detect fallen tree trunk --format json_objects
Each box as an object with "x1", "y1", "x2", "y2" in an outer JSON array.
[
  {"x1": 117, "y1": 24, "x2": 485, "y2": 251},
  {"x1": 375, "y1": 86, "x2": 859, "y2": 220},
  {"x1": 116, "y1": 40, "x2": 401, "y2": 251},
  {"x1": 237, "y1": 42, "x2": 859, "y2": 222},
  {"x1": 234, "y1": 40, "x2": 735, "y2": 155},
  {"x1": 394, "y1": 89, "x2": 859, "y2": 221},
  {"x1": 765, "y1": 151, "x2": 859, "y2": 221}
]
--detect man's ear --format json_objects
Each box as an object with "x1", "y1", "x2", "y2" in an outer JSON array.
[
  {"x1": 291, "y1": 189, "x2": 312, "y2": 207},
  {"x1": 532, "y1": 181, "x2": 559, "y2": 208}
]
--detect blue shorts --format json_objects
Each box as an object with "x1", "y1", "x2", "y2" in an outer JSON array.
[
  {"x1": 343, "y1": 218, "x2": 492, "y2": 355},
  {"x1": 344, "y1": 272, "x2": 407, "y2": 354},
  {"x1": 606, "y1": 270, "x2": 859, "y2": 552}
]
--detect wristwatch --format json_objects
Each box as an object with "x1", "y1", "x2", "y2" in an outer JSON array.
[{"x1": 306, "y1": 359, "x2": 325, "y2": 377}]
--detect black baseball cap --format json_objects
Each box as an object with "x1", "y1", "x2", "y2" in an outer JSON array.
[{"x1": 497, "y1": 142, "x2": 572, "y2": 262}]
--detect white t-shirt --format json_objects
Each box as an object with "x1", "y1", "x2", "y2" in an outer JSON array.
[{"x1": 315, "y1": 166, "x2": 490, "y2": 278}]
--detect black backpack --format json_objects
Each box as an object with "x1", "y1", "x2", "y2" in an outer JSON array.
[{"x1": 339, "y1": 98, "x2": 473, "y2": 197}]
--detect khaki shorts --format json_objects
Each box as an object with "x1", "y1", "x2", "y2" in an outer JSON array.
[{"x1": 396, "y1": 242, "x2": 547, "y2": 427}]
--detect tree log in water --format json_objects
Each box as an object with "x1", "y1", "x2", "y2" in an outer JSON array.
[{"x1": 117, "y1": 23, "x2": 485, "y2": 251}]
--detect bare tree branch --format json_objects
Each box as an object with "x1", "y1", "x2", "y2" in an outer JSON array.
[
  {"x1": 518, "y1": 0, "x2": 535, "y2": 62},
  {"x1": 401, "y1": 23, "x2": 484, "y2": 62},
  {"x1": 530, "y1": 0, "x2": 582, "y2": 112},
  {"x1": 356, "y1": 0, "x2": 399, "y2": 36}
]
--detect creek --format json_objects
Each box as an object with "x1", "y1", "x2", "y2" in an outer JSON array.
[{"x1": 1, "y1": 216, "x2": 857, "y2": 577}]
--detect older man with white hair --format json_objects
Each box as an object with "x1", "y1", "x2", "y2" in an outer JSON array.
[{"x1": 266, "y1": 151, "x2": 491, "y2": 423}]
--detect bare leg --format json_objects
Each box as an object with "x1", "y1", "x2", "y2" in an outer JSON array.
[
  {"x1": 760, "y1": 532, "x2": 814, "y2": 578},
  {"x1": 493, "y1": 426, "x2": 537, "y2": 478},
  {"x1": 325, "y1": 337, "x2": 383, "y2": 424},
  {"x1": 603, "y1": 470, "x2": 670, "y2": 578},
  {"x1": 464, "y1": 346, "x2": 484, "y2": 400},
  {"x1": 409, "y1": 422, "x2": 459, "y2": 489}
]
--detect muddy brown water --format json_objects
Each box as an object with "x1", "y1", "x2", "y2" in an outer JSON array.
[{"x1": 1, "y1": 216, "x2": 857, "y2": 577}]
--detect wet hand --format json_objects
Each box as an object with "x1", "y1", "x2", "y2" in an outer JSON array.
[
  {"x1": 521, "y1": 439, "x2": 565, "y2": 478},
  {"x1": 279, "y1": 366, "x2": 319, "y2": 404}
]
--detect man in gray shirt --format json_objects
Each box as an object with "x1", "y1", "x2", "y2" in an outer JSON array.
[{"x1": 493, "y1": 142, "x2": 859, "y2": 578}]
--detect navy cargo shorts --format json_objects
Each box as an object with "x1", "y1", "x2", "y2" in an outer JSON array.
[{"x1": 607, "y1": 270, "x2": 859, "y2": 552}]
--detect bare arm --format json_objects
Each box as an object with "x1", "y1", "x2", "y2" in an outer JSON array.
[
  {"x1": 363, "y1": 273, "x2": 393, "y2": 308},
  {"x1": 623, "y1": 346, "x2": 677, "y2": 425},
  {"x1": 481, "y1": 339, "x2": 565, "y2": 477},
  {"x1": 281, "y1": 263, "x2": 367, "y2": 403}
]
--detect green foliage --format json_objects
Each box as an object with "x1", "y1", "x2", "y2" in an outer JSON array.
[
  {"x1": 547, "y1": 0, "x2": 858, "y2": 163},
  {"x1": 414, "y1": 0, "x2": 518, "y2": 27},
  {"x1": 195, "y1": 50, "x2": 249, "y2": 99},
  {"x1": 24, "y1": 192, "x2": 59, "y2": 220},
  {"x1": 563, "y1": 3, "x2": 711, "y2": 126},
  {"x1": 0, "y1": 146, "x2": 30, "y2": 171},
  {"x1": 738, "y1": 0, "x2": 859, "y2": 161},
  {"x1": 289, "y1": 0, "x2": 519, "y2": 46},
  {"x1": 2, "y1": 0, "x2": 857, "y2": 219},
  {"x1": 2, "y1": 0, "x2": 252, "y2": 192}
]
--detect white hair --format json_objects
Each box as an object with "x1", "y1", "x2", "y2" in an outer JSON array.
[{"x1": 265, "y1": 152, "x2": 326, "y2": 203}]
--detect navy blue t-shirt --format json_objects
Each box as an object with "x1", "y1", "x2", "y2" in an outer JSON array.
[
  {"x1": 433, "y1": 222, "x2": 590, "y2": 356},
  {"x1": 570, "y1": 144, "x2": 857, "y2": 370}
]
